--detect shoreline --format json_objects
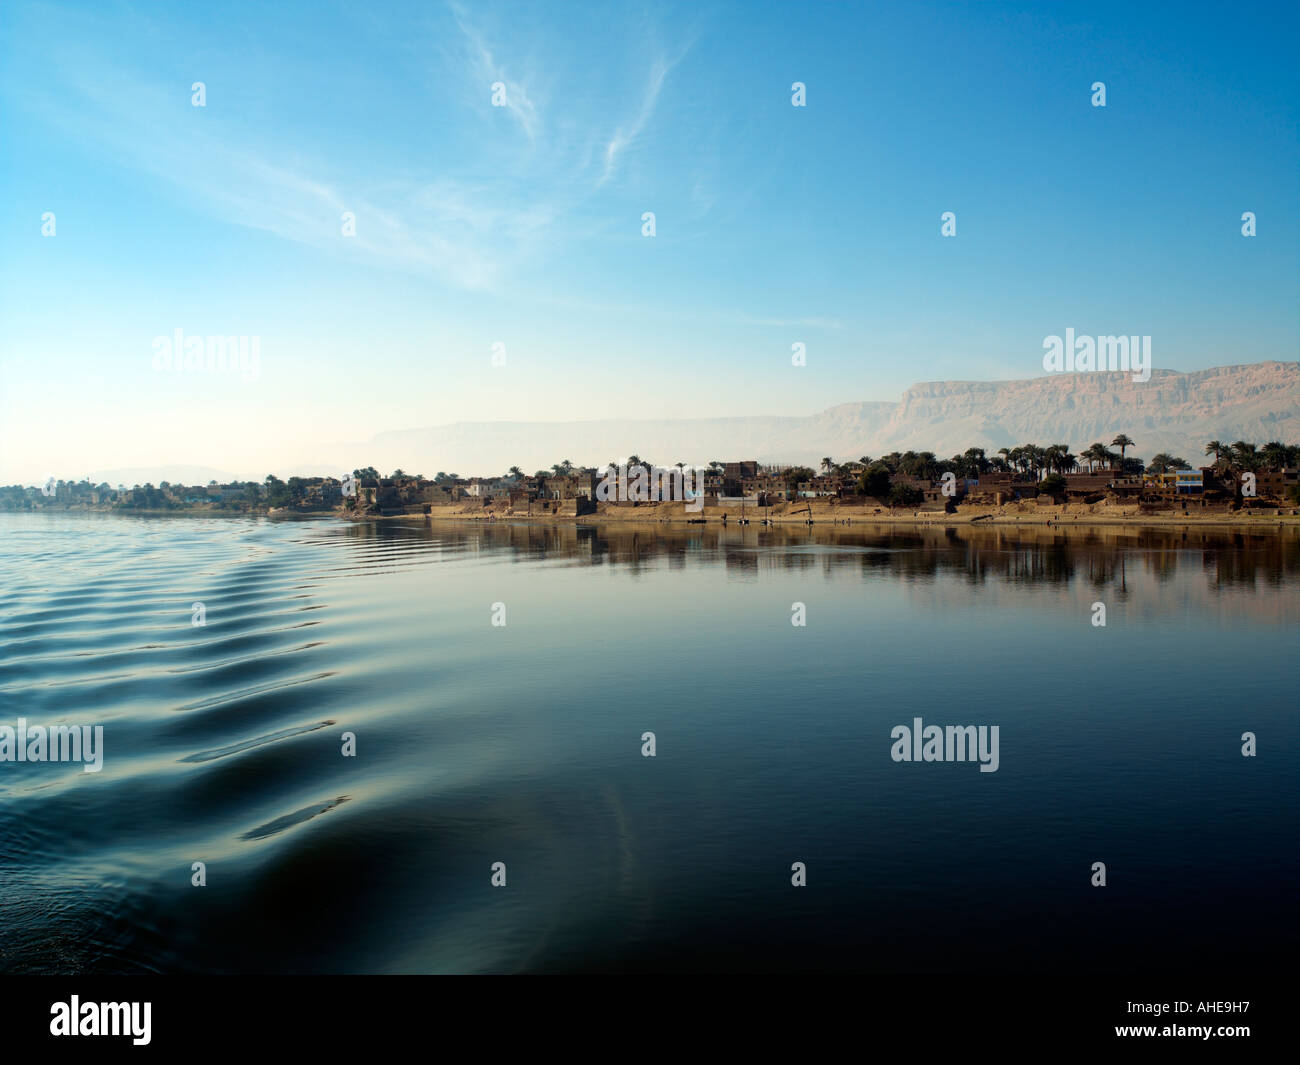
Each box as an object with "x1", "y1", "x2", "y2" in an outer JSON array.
[
  {"x1": 9, "y1": 502, "x2": 1298, "y2": 530},
  {"x1": 392, "y1": 500, "x2": 1300, "y2": 531}
]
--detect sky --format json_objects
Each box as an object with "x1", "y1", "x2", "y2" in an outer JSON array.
[{"x1": 1, "y1": 0, "x2": 1297, "y2": 483}]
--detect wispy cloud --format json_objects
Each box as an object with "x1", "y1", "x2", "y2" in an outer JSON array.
[
  {"x1": 14, "y1": 2, "x2": 701, "y2": 295},
  {"x1": 600, "y1": 56, "x2": 669, "y2": 185},
  {"x1": 31, "y1": 86, "x2": 515, "y2": 290},
  {"x1": 449, "y1": 1, "x2": 540, "y2": 142},
  {"x1": 598, "y1": 24, "x2": 701, "y2": 189}
]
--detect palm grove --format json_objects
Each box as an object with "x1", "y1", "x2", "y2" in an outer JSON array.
[
  {"x1": 832, "y1": 436, "x2": 1300, "y2": 507},
  {"x1": 3, "y1": 437, "x2": 1298, "y2": 511}
]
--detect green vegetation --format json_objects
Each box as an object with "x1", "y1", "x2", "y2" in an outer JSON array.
[
  {"x1": 1147, "y1": 454, "x2": 1191, "y2": 474},
  {"x1": 857, "y1": 463, "x2": 892, "y2": 499},
  {"x1": 888, "y1": 484, "x2": 924, "y2": 507},
  {"x1": 1039, "y1": 473, "x2": 1067, "y2": 500}
]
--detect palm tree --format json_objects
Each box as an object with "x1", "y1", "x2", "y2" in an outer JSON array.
[
  {"x1": 1230, "y1": 441, "x2": 1258, "y2": 471},
  {"x1": 1205, "y1": 440, "x2": 1225, "y2": 466},
  {"x1": 962, "y1": 447, "x2": 988, "y2": 476},
  {"x1": 507, "y1": 466, "x2": 524, "y2": 480},
  {"x1": 1148, "y1": 454, "x2": 1191, "y2": 474},
  {"x1": 1260, "y1": 442, "x2": 1289, "y2": 471},
  {"x1": 1025, "y1": 444, "x2": 1047, "y2": 479},
  {"x1": 1111, "y1": 434, "x2": 1134, "y2": 467}
]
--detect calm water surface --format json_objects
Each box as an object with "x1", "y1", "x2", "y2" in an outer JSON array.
[{"x1": 1, "y1": 513, "x2": 1296, "y2": 973}]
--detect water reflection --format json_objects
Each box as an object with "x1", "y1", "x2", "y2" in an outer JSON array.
[
  {"x1": 2, "y1": 513, "x2": 1295, "y2": 975},
  {"x1": 317, "y1": 519, "x2": 1300, "y2": 597}
]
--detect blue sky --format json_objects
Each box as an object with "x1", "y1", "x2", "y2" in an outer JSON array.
[{"x1": 1, "y1": 0, "x2": 1297, "y2": 481}]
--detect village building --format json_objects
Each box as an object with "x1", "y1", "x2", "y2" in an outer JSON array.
[{"x1": 1254, "y1": 468, "x2": 1298, "y2": 500}]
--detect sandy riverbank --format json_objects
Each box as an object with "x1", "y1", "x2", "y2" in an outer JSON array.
[{"x1": 365, "y1": 497, "x2": 1300, "y2": 529}]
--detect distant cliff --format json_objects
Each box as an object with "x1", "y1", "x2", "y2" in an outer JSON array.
[
  {"x1": 341, "y1": 361, "x2": 1300, "y2": 474},
  {"x1": 845, "y1": 361, "x2": 1299, "y2": 461}
]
